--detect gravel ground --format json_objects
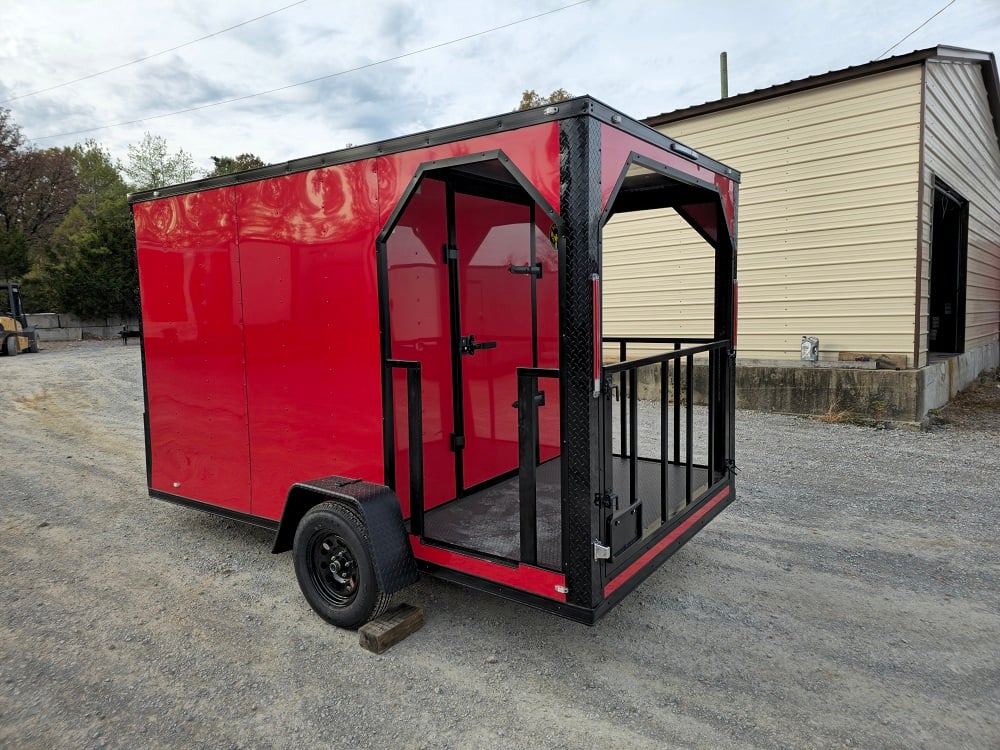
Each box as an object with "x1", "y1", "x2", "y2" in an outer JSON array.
[{"x1": 1, "y1": 341, "x2": 997, "y2": 749}]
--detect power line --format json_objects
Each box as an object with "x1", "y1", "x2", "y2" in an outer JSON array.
[
  {"x1": 28, "y1": 0, "x2": 591, "y2": 143},
  {"x1": 0, "y1": 0, "x2": 310, "y2": 105},
  {"x1": 876, "y1": 0, "x2": 956, "y2": 60}
]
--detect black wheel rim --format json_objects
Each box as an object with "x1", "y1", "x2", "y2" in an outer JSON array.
[{"x1": 307, "y1": 531, "x2": 359, "y2": 607}]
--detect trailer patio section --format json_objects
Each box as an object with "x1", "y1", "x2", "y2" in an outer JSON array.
[{"x1": 131, "y1": 97, "x2": 740, "y2": 626}]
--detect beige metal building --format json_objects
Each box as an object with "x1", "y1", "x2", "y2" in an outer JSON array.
[{"x1": 604, "y1": 46, "x2": 1000, "y2": 423}]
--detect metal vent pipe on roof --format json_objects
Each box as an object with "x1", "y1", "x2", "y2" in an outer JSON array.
[{"x1": 720, "y1": 51, "x2": 729, "y2": 98}]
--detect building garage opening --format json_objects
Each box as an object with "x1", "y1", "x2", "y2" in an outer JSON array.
[{"x1": 928, "y1": 178, "x2": 969, "y2": 355}]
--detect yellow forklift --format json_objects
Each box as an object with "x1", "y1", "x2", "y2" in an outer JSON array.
[{"x1": 1, "y1": 283, "x2": 39, "y2": 355}]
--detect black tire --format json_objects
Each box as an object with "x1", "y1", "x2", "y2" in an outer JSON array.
[
  {"x1": 3, "y1": 335, "x2": 18, "y2": 356},
  {"x1": 292, "y1": 501, "x2": 391, "y2": 629},
  {"x1": 28, "y1": 335, "x2": 39, "y2": 353}
]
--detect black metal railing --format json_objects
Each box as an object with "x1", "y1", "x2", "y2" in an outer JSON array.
[
  {"x1": 385, "y1": 359, "x2": 425, "y2": 536},
  {"x1": 602, "y1": 337, "x2": 729, "y2": 526},
  {"x1": 515, "y1": 366, "x2": 559, "y2": 566}
]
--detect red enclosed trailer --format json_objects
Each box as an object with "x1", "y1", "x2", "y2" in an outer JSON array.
[{"x1": 130, "y1": 97, "x2": 739, "y2": 628}]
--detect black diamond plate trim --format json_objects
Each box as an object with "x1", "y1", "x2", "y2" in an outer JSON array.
[
  {"x1": 287, "y1": 476, "x2": 420, "y2": 594},
  {"x1": 559, "y1": 116, "x2": 606, "y2": 608}
]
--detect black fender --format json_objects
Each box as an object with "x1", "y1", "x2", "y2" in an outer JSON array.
[{"x1": 273, "y1": 476, "x2": 419, "y2": 594}]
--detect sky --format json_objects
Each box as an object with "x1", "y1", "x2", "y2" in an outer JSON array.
[{"x1": 1, "y1": 0, "x2": 998, "y2": 176}]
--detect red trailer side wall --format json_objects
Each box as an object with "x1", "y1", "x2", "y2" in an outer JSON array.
[
  {"x1": 134, "y1": 188, "x2": 253, "y2": 512},
  {"x1": 236, "y1": 161, "x2": 384, "y2": 521}
]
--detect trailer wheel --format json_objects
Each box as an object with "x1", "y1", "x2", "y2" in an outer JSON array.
[{"x1": 292, "y1": 501, "x2": 391, "y2": 629}]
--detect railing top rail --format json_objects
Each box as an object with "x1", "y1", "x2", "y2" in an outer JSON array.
[
  {"x1": 603, "y1": 340, "x2": 728, "y2": 374},
  {"x1": 386, "y1": 359, "x2": 421, "y2": 370},
  {"x1": 602, "y1": 336, "x2": 715, "y2": 345},
  {"x1": 516, "y1": 367, "x2": 560, "y2": 379}
]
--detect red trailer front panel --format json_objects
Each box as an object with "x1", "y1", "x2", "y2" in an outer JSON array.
[{"x1": 134, "y1": 188, "x2": 252, "y2": 513}]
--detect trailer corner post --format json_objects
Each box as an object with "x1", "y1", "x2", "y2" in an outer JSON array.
[{"x1": 558, "y1": 114, "x2": 606, "y2": 609}]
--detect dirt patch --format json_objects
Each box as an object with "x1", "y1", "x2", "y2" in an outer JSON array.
[{"x1": 935, "y1": 367, "x2": 1000, "y2": 433}]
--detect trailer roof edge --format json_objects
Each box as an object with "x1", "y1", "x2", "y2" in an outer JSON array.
[{"x1": 127, "y1": 96, "x2": 740, "y2": 204}]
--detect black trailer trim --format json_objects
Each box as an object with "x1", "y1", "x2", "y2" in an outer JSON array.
[
  {"x1": 416, "y1": 560, "x2": 600, "y2": 625},
  {"x1": 444, "y1": 183, "x2": 466, "y2": 494},
  {"x1": 136, "y1": 259, "x2": 154, "y2": 488},
  {"x1": 150, "y1": 489, "x2": 279, "y2": 531},
  {"x1": 128, "y1": 97, "x2": 739, "y2": 205}
]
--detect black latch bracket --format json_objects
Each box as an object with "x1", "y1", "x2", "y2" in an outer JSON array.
[{"x1": 508, "y1": 263, "x2": 543, "y2": 278}]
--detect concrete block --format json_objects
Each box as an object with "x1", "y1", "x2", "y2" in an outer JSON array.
[
  {"x1": 919, "y1": 361, "x2": 950, "y2": 414},
  {"x1": 35, "y1": 327, "x2": 81, "y2": 342},
  {"x1": 26, "y1": 313, "x2": 60, "y2": 329}
]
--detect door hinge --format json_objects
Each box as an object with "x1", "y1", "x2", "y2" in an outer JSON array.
[
  {"x1": 450, "y1": 434, "x2": 465, "y2": 451},
  {"x1": 603, "y1": 375, "x2": 619, "y2": 401},
  {"x1": 442, "y1": 243, "x2": 458, "y2": 262},
  {"x1": 594, "y1": 491, "x2": 617, "y2": 509},
  {"x1": 593, "y1": 540, "x2": 611, "y2": 560}
]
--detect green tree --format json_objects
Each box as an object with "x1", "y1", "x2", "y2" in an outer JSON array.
[
  {"x1": 205, "y1": 153, "x2": 266, "y2": 177},
  {"x1": 0, "y1": 108, "x2": 80, "y2": 310},
  {"x1": 73, "y1": 140, "x2": 127, "y2": 218},
  {"x1": 120, "y1": 132, "x2": 196, "y2": 190},
  {"x1": 48, "y1": 195, "x2": 137, "y2": 320},
  {"x1": 0, "y1": 226, "x2": 29, "y2": 282},
  {"x1": 516, "y1": 88, "x2": 573, "y2": 111},
  {"x1": 0, "y1": 110, "x2": 80, "y2": 264},
  {"x1": 36, "y1": 141, "x2": 138, "y2": 319}
]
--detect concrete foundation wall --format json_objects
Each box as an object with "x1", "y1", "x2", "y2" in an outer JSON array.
[
  {"x1": 629, "y1": 340, "x2": 998, "y2": 427},
  {"x1": 27, "y1": 313, "x2": 140, "y2": 343}
]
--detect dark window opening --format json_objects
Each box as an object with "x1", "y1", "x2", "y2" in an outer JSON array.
[{"x1": 928, "y1": 178, "x2": 969, "y2": 355}]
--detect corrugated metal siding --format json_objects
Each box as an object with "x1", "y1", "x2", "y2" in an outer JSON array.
[
  {"x1": 604, "y1": 67, "x2": 924, "y2": 363},
  {"x1": 920, "y1": 60, "x2": 1000, "y2": 363}
]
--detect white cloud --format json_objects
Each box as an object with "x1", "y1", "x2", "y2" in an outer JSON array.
[{"x1": 1, "y1": 0, "x2": 997, "y2": 174}]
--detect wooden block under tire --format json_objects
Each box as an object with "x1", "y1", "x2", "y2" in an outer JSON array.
[{"x1": 359, "y1": 604, "x2": 424, "y2": 654}]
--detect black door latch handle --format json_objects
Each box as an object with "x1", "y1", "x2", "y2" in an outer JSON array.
[{"x1": 459, "y1": 334, "x2": 497, "y2": 356}]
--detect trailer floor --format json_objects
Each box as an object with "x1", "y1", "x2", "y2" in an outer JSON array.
[{"x1": 421, "y1": 457, "x2": 714, "y2": 568}]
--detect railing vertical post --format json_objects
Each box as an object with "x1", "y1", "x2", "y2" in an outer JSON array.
[
  {"x1": 382, "y1": 364, "x2": 397, "y2": 491},
  {"x1": 660, "y1": 360, "x2": 668, "y2": 523},
  {"x1": 628, "y1": 367, "x2": 638, "y2": 507},
  {"x1": 673, "y1": 342, "x2": 681, "y2": 465},
  {"x1": 517, "y1": 372, "x2": 538, "y2": 565},
  {"x1": 685, "y1": 353, "x2": 694, "y2": 505},
  {"x1": 619, "y1": 341, "x2": 627, "y2": 458},
  {"x1": 707, "y1": 350, "x2": 716, "y2": 484},
  {"x1": 407, "y1": 365, "x2": 424, "y2": 538}
]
